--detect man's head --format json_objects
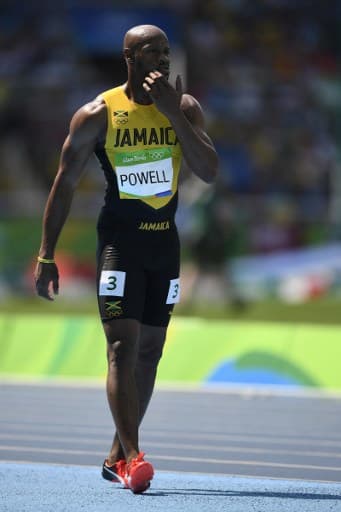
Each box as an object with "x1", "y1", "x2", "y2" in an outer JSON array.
[{"x1": 123, "y1": 25, "x2": 170, "y2": 79}]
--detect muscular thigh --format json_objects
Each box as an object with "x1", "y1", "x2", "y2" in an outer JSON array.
[{"x1": 138, "y1": 323, "x2": 168, "y2": 364}]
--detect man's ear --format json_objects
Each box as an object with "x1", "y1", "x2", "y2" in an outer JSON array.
[{"x1": 124, "y1": 48, "x2": 134, "y2": 63}]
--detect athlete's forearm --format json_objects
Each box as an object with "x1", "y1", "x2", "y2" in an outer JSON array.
[
  {"x1": 38, "y1": 173, "x2": 76, "y2": 259},
  {"x1": 168, "y1": 111, "x2": 218, "y2": 183}
]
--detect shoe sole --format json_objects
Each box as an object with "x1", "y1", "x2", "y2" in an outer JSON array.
[{"x1": 127, "y1": 462, "x2": 154, "y2": 494}]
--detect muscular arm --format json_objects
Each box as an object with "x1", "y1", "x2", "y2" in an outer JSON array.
[
  {"x1": 143, "y1": 73, "x2": 218, "y2": 183},
  {"x1": 35, "y1": 99, "x2": 106, "y2": 299},
  {"x1": 174, "y1": 93, "x2": 218, "y2": 183}
]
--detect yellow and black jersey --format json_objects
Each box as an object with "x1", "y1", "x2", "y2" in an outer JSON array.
[{"x1": 95, "y1": 85, "x2": 183, "y2": 234}]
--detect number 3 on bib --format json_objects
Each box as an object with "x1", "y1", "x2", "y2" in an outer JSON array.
[
  {"x1": 166, "y1": 278, "x2": 180, "y2": 304},
  {"x1": 99, "y1": 270, "x2": 126, "y2": 296}
]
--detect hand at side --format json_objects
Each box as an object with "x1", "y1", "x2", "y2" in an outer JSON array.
[{"x1": 34, "y1": 262, "x2": 59, "y2": 301}]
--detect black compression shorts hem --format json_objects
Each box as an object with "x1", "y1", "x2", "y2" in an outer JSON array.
[{"x1": 99, "y1": 312, "x2": 174, "y2": 328}]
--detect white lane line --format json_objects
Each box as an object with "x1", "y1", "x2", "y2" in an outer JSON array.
[
  {"x1": 1, "y1": 459, "x2": 340, "y2": 484},
  {"x1": 150, "y1": 454, "x2": 341, "y2": 472},
  {"x1": 2, "y1": 422, "x2": 341, "y2": 448},
  {"x1": 1, "y1": 432, "x2": 341, "y2": 460},
  {"x1": 0, "y1": 445, "x2": 103, "y2": 456},
  {"x1": 2, "y1": 420, "x2": 341, "y2": 445},
  {"x1": 0, "y1": 377, "x2": 104, "y2": 389},
  {"x1": 143, "y1": 430, "x2": 341, "y2": 448},
  {"x1": 135, "y1": 441, "x2": 341, "y2": 460},
  {"x1": 1, "y1": 445, "x2": 341, "y2": 473},
  {"x1": 2, "y1": 377, "x2": 341, "y2": 399}
]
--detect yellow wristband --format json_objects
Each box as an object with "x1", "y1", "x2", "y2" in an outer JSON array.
[{"x1": 37, "y1": 257, "x2": 55, "y2": 264}]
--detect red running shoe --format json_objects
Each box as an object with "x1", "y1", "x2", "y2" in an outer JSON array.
[
  {"x1": 125, "y1": 452, "x2": 154, "y2": 494},
  {"x1": 102, "y1": 459, "x2": 127, "y2": 487}
]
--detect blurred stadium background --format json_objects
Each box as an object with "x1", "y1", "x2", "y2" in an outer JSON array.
[{"x1": 1, "y1": 0, "x2": 341, "y2": 389}]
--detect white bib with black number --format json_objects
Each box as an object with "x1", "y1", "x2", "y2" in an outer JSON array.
[
  {"x1": 166, "y1": 278, "x2": 180, "y2": 304},
  {"x1": 99, "y1": 270, "x2": 126, "y2": 296}
]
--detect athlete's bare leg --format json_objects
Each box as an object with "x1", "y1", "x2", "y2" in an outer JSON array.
[
  {"x1": 105, "y1": 323, "x2": 167, "y2": 465},
  {"x1": 136, "y1": 324, "x2": 167, "y2": 418},
  {"x1": 104, "y1": 318, "x2": 140, "y2": 463}
]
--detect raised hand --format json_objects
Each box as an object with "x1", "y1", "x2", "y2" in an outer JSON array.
[{"x1": 143, "y1": 71, "x2": 182, "y2": 119}]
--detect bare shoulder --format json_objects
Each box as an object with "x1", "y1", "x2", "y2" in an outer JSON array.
[
  {"x1": 180, "y1": 93, "x2": 205, "y2": 127},
  {"x1": 68, "y1": 96, "x2": 107, "y2": 146},
  {"x1": 71, "y1": 97, "x2": 106, "y2": 130}
]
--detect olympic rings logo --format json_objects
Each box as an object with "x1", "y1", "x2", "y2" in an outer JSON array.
[
  {"x1": 149, "y1": 150, "x2": 164, "y2": 160},
  {"x1": 114, "y1": 118, "x2": 128, "y2": 125}
]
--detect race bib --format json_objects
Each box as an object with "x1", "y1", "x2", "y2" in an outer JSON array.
[
  {"x1": 115, "y1": 148, "x2": 173, "y2": 198},
  {"x1": 166, "y1": 278, "x2": 181, "y2": 304},
  {"x1": 99, "y1": 270, "x2": 126, "y2": 296}
]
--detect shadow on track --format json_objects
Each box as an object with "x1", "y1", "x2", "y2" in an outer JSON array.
[{"x1": 146, "y1": 489, "x2": 341, "y2": 501}]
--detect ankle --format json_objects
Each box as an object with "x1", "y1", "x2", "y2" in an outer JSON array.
[
  {"x1": 107, "y1": 449, "x2": 125, "y2": 465},
  {"x1": 106, "y1": 456, "x2": 124, "y2": 466},
  {"x1": 126, "y1": 450, "x2": 139, "y2": 464}
]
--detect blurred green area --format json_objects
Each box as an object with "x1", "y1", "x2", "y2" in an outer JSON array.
[
  {"x1": 0, "y1": 218, "x2": 97, "y2": 274},
  {"x1": 178, "y1": 297, "x2": 341, "y2": 324},
  {"x1": 0, "y1": 218, "x2": 97, "y2": 297},
  {"x1": 2, "y1": 296, "x2": 341, "y2": 325},
  {"x1": 1, "y1": 313, "x2": 340, "y2": 387}
]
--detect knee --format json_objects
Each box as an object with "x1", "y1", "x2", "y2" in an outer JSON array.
[
  {"x1": 107, "y1": 339, "x2": 137, "y2": 369},
  {"x1": 138, "y1": 336, "x2": 165, "y2": 367},
  {"x1": 104, "y1": 319, "x2": 140, "y2": 370}
]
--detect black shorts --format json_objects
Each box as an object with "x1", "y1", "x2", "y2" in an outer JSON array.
[{"x1": 97, "y1": 229, "x2": 180, "y2": 327}]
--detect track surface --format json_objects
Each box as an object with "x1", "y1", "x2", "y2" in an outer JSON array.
[{"x1": 1, "y1": 382, "x2": 341, "y2": 483}]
